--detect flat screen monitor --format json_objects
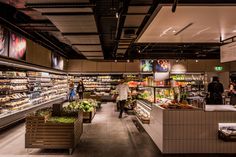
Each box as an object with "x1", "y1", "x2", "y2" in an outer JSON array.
[
  {"x1": 52, "y1": 53, "x2": 64, "y2": 70},
  {"x1": 154, "y1": 59, "x2": 170, "y2": 72},
  {"x1": 220, "y1": 42, "x2": 236, "y2": 63},
  {"x1": 9, "y1": 31, "x2": 26, "y2": 60},
  {"x1": 140, "y1": 59, "x2": 153, "y2": 72},
  {"x1": 0, "y1": 25, "x2": 9, "y2": 57}
]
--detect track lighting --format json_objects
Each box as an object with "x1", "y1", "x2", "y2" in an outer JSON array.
[{"x1": 172, "y1": 0, "x2": 178, "y2": 13}]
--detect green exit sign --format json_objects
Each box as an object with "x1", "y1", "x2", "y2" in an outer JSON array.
[{"x1": 215, "y1": 66, "x2": 223, "y2": 71}]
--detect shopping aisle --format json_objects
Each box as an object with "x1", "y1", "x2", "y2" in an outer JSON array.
[
  {"x1": 0, "y1": 102, "x2": 160, "y2": 157},
  {"x1": 1, "y1": 103, "x2": 234, "y2": 157}
]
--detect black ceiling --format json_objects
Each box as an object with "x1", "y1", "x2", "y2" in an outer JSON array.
[{"x1": 0, "y1": 0, "x2": 235, "y2": 60}]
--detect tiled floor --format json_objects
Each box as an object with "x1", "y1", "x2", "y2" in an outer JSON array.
[{"x1": 0, "y1": 102, "x2": 235, "y2": 157}]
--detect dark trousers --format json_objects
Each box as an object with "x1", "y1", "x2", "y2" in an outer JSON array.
[
  {"x1": 79, "y1": 92, "x2": 83, "y2": 99},
  {"x1": 119, "y1": 100, "x2": 126, "y2": 117}
]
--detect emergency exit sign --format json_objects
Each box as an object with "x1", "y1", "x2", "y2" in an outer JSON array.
[{"x1": 215, "y1": 66, "x2": 223, "y2": 71}]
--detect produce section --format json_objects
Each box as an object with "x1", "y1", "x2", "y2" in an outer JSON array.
[{"x1": 25, "y1": 106, "x2": 83, "y2": 154}]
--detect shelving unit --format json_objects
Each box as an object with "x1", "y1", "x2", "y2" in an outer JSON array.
[
  {"x1": 0, "y1": 71, "x2": 69, "y2": 129},
  {"x1": 73, "y1": 75, "x2": 121, "y2": 93}
]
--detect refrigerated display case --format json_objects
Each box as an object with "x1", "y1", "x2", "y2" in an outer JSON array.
[{"x1": 0, "y1": 71, "x2": 68, "y2": 129}]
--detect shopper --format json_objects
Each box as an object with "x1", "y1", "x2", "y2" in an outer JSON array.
[
  {"x1": 77, "y1": 80, "x2": 85, "y2": 99},
  {"x1": 69, "y1": 81, "x2": 75, "y2": 102},
  {"x1": 207, "y1": 76, "x2": 224, "y2": 104},
  {"x1": 229, "y1": 81, "x2": 236, "y2": 105},
  {"x1": 115, "y1": 78, "x2": 131, "y2": 118}
]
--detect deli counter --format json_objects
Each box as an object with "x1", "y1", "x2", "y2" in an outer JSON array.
[{"x1": 135, "y1": 86, "x2": 236, "y2": 154}]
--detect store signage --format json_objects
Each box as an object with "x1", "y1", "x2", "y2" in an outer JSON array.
[{"x1": 215, "y1": 66, "x2": 223, "y2": 71}]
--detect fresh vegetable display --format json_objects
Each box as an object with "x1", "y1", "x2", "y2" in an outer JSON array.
[
  {"x1": 63, "y1": 99, "x2": 97, "y2": 112},
  {"x1": 78, "y1": 100, "x2": 94, "y2": 112},
  {"x1": 35, "y1": 107, "x2": 52, "y2": 117},
  {"x1": 47, "y1": 117, "x2": 76, "y2": 123}
]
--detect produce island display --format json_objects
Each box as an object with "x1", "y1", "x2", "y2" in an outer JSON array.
[
  {"x1": 25, "y1": 105, "x2": 83, "y2": 155},
  {"x1": 65, "y1": 99, "x2": 97, "y2": 123},
  {"x1": 135, "y1": 86, "x2": 236, "y2": 154},
  {"x1": 0, "y1": 71, "x2": 68, "y2": 129}
]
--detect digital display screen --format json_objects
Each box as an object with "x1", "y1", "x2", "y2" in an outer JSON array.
[
  {"x1": 52, "y1": 52, "x2": 64, "y2": 70},
  {"x1": 9, "y1": 32, "x2": 26, "y2": 60},
  {"x1": 140, "y1": 60, "x2": 153, "y2": 72},
  {"x1": 0, "y1": 25, "x2": 9, "y2": 57},
  {"x1": 154, "y1": 59, "x2": 170, "y2": 72}
]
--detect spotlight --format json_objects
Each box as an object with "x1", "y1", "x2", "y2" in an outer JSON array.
[
  {"x1": 115, "y1": 12, "x2": 119, "y2": 18},
  {"x1": 176, "y1": 59, "x2": 179, "y2": 63},
  {"x1": 115, "y1": 59, "x2": 117, "y2": 62},
  {"x1": 196, "y1": 59, "x2": 199, "y2": 63},
  {"x1": 127, "y1": 59, "x2": 130, "y2": 63}
]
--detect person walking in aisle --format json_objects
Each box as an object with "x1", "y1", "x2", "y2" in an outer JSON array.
[
  {"x1": 77, "y1": 80, "x2": 85, "y2": 99},
  {"x1": 116, "y1": 78, "x2": 131, "y2": 118},
  {"x1": 207, "y1": 76, "x2": 224, "y2": 104},
  {"x1": 68, "y1": 81, "x2": 75, "y2": 102}
]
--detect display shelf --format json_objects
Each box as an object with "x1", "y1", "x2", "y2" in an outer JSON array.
[
  {"x1": 135, "y1": 100, "x2": 151, "y2": 124},
  {"x1": 0, "y1": 71, "x2": 69, "y2": 129},
  {"x1": 0, "y1": 96, "x2": 67, "y2": 129}
]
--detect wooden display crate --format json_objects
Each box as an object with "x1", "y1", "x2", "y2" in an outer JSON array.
[
  {"x1": 25, "y1": 113, "x2": 83, "y2": 154},
  {"x1": 82, "y1": 107, "x2": 96, "y2": 123}
]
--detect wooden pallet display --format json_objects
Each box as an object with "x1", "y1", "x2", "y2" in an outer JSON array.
[
  {"x1": 82, "y1": 107, "x2": 96, "y2": 123},
  {"x1": 25, "y1": 112, "x2": 83, "y2": 154}
]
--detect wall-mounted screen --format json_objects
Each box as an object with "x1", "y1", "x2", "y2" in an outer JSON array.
[
  {"x1": 52, "y1": 52, "x2": 64, "y2": 70},
  {"x1": 140, "y1": 59, "x2": 153, "y2": 72},
  {"x1": 220, "y1": 42, "x2": 236, "y2": 63},
  {"x1": 154, "y1": 59, "x2": 170, "y2": 72},
  {"x1": 9, "y1": 31, "x2": 26, "y2": 60},
  {"x1": 0, "y1": 25, "x2": 9, "y2": 57}
]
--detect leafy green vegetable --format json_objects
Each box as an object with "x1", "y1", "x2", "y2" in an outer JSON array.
[{"x1": 47, "y1": 117, "x2": 76, "y2": 123}]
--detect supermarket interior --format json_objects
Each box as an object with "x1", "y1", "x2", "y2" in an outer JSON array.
[{"x1": 1, "y1": 0, "x2": 236, "y2": 156}]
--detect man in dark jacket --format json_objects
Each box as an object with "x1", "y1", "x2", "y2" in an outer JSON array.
[{"x1": 207, "y1": 76, "x2": 224, "y2": 104}]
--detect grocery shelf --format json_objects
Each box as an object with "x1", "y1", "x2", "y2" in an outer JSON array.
[{"x1": 0, "y1": 96, "x2": 67, "y2": 130}]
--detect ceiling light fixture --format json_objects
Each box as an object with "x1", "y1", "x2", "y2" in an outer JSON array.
[
  {"x1": 116, "y1": 12, "x2": 119, "y2": 18},
  {"x1": 160, "y1": 27, "x2": 173, "y2": 37},
  {"x1": 192, "y1": 27, "x2": 210, "y2": 37}
]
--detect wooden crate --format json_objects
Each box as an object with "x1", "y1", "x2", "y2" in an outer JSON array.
[
  {"x1": 82, "y1": 107, "x2": 96, "y2": 123},
  {"x1": 25, "y1": 113, "x2": 83, "y2": 154}
]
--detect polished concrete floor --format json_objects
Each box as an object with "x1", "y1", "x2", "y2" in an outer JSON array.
[{"x1": 0, "y1": 103, "x2": 235, "y2": 157}]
